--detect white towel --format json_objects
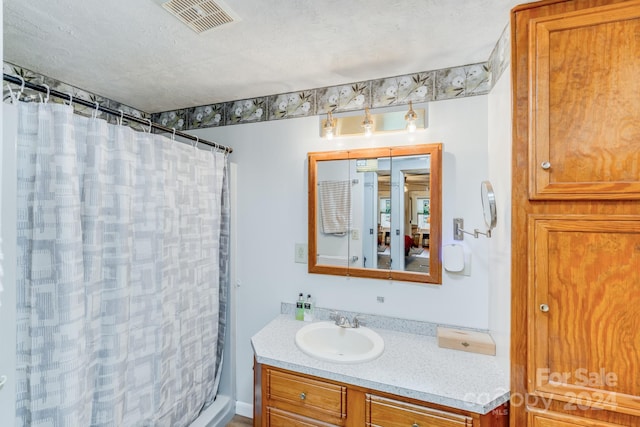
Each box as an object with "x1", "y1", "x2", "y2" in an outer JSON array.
[{"x1": 319, "y1": 180, "x2": 351, "y2": 235}]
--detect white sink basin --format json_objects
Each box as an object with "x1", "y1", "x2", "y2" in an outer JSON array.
[{"x1": 294, "y1": 321, "x2": 384, "y2": 364}]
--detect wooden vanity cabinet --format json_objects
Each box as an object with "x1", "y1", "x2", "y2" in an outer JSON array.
[
  {"x1": 511, "y1": 0, "x2": 640, "y2": 426},
  {"x1": 257, "y1": 364, "x2": 508, "y2": 427}
]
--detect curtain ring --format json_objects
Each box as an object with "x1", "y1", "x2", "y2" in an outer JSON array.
[
  {"x1": 147, "y1": 119, "x2": 152, "y2": 133},
  {"x1": 17, "y1": 76, "x2": 25, "y2": 100},
  {"x1": 41, "y1": 84, "x2": 50, "y2": 103},
  {"x1": 66, "y1": 92, "x2": 73, "y2": 107},
  {"x1": 193, "y1": 136, "x2": 199, "y2": 148},
  {"x1": 92, "y1": 101, "x2": 100, "y2": 119},
  {"x1": 118, "y1": 110, "x2": 124, "y2": 126},
  {"x1": 171, "y1": 128, "x2": 176, "y2": 141},
  {"x1": 5, "y1": 83, "x2": 16, "y2": 103}
]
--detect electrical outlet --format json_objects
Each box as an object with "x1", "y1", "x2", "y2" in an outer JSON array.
[{"x1": 295, "y1": 243, "x2": 308, "y2": 264}]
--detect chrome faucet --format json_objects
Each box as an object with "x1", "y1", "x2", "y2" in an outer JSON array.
[{"x1": 330, "y1": 311, "x2": 365, "y2": 328}]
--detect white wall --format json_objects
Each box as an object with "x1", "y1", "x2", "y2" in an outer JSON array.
[
  {"x1": 487, "y1": 66, "x2": 512, "y2": 379},
  {"x1": 0, "y1": 104, "x2": 17, "y2": 425},
  {"x1": 190, "y1": 95, "x2": 492, "y2": 409}
]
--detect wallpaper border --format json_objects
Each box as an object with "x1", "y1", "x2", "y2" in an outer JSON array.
[{"x1": 3, "y1": 23, "x2": 511, "y2": 132}]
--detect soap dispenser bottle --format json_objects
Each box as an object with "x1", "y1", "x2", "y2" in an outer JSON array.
[
  {"x1": 303, "y1": 294, "x2": 314, "y2": 321},
  {"x1": 296, "y1": 293, "x2": 304, "y2": 320}
]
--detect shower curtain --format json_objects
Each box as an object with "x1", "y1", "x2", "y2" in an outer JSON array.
[{"x1": 14, "y1": 101, "x2": 229, "y2": 427}]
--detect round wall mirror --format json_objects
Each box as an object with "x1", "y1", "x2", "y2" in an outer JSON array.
[{"x1": 481, "y1": 181, "x2": 497, "y2": 230}]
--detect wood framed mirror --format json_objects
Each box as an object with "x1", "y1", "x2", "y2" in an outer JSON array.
[{"x1": 308, "y1": 143, "x2": 442, "y2": 284}]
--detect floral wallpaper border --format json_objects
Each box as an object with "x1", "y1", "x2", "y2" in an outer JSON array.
[
  {"x1": 3, "y1": 24, "x2": 511, "y2": 133},
  {"x1": 2, "y1": 62, "x2": 150, "y2": 131}
]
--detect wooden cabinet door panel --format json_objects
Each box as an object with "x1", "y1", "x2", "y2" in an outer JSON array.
[
  {"x1": 365, "y1": 394, "x2": 473, "y2": 427},
  {"x1": 529, "y1": 407, "x2": 627, "y2": 426},
  {"x1": 529, "y1": 1, "x2": 640, "y2": 199},
  {"x1": 529, "y1": 216, "x2": 640, "y2": 416}
]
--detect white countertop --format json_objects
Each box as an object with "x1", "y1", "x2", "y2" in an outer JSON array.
[{"x1": 251, "y1": 314, "x2": 509, "y2": 414}]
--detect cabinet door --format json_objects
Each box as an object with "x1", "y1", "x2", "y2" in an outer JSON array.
[
  {"x1": 529, "y1": 408, "x2": 626, "y2": 427},
  {"x1": 529, "y1": 216, "x2": 640, "y2": 416},
  {"x1": 528, "y1": 1, "x2": 640, "y2": 199},
  {"x1": 365, "y1": 394, "x2": 473, "y2": 427}
]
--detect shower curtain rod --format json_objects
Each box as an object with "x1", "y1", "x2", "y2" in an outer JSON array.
[{"x1": 3, "y1": 73, "x2": 232, "y2": 154}]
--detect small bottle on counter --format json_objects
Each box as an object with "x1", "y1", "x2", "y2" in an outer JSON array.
[
  {"x1": 303, "y1": 294, "x2": 314, "y2": 321},
  {"x1": 296, "y1": 293, "x2": 305, "y2": 320}
]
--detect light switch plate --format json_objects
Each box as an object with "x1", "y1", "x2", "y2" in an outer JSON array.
[{"x1": 295, "y1": 243, "x2": 308, "y2": 264}]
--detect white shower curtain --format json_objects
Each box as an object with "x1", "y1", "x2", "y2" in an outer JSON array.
[{"x1": 14, "y1": 101, "x2": 228, "y2": 426}]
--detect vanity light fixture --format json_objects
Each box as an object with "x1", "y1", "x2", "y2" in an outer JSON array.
[
  {"x1": 323, "y1": 111, "x2": 336, "y2": 139},
  {"x1": 361, "y1": 107, "x2": 374, "y2": 138},
  {"x1": 318, "y1": 105, "x2": 426, "y2": 139},
  {"x1": 405, "y1": 101, "x2": 418, "y2": 133}
]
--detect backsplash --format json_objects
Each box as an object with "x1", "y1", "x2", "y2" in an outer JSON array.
[
  {"x1": 3, "y1": 23, "x2": 510, "y2": 132},
  {"x1": 280, "y1": 302, "x2": 488, "y2": 337}
]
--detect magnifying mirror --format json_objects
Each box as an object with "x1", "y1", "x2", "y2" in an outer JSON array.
[{"x1": 481, "y1": 181, "x2": 497, "y2": 230}]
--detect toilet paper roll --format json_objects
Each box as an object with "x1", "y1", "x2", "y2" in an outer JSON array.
[{"x1": 443, "y1": 244, "x2": 465, "y2": 272}]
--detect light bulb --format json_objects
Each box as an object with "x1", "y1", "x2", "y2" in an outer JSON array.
[
  {"x1": 324, "y1": 112, "x2": 336, "y2": 139},
  {"x1": 362, "y1": 107, "x2": 373, "y2": 137},
  {"x1": 404, "y1": 101, "x2": 418, "y2": 133}
]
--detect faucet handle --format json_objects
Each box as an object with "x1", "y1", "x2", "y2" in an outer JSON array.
[
  {"x1": 352, "y1": 315, "x2": 366, "y2": 328},
  {"x1": 329, "y1": 311, "x2": 340, "y2": 321}
]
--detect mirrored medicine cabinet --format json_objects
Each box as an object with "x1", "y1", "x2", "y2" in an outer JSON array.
[{"x1": 308, "y1": 143, "x2": 442, "y2": 284}]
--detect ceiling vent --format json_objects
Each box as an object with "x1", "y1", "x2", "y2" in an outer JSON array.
[{"x1": 161, "y1": 0, "x2": 239, "y2": 34}]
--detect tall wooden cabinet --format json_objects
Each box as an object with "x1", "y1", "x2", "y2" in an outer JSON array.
[{"x1": 511, "y1": 1, "x2": 640, "y2": 426}]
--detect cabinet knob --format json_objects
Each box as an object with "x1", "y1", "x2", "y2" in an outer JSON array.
[
  {"x1": 540, "y1": 304, "x2": 550, "y2": 312},
  {"x1": 300, "y1": 392, "x2": 306, "y2": 400},
  {"x1": 541, "y1": 161, "x2": 551, "y2": 170},
  {"x1": 412, "y1": 424, "x2": 419, "y2": 427}
]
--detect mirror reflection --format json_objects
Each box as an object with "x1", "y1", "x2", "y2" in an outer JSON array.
[{"x1": 308, "y1": 144, "x2": 442, "y2": 284}]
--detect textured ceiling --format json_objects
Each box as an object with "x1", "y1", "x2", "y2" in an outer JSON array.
[{"x1": 3, "y1": 0, "x2": 521, "y2": 113}]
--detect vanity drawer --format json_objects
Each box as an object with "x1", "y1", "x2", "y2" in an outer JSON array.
[
  {"x1": 265, "y1": 368, "x2": 347, "y2": 422},
  {"x1": 366, "y1": 394, "x2": 473, "y2": 427},
  {"x1": 267, "y1": 407, "x2": 341, "y2": 427}
]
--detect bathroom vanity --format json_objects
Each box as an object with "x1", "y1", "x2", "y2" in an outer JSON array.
[{"x1": 252, "y1": 314, "x2": 509, "y2": 426}]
